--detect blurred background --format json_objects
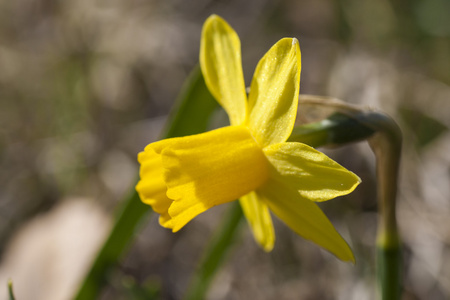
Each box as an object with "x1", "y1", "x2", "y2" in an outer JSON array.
[{"x1": 0, "y1": 0, "x2": 449, "y2": 299}]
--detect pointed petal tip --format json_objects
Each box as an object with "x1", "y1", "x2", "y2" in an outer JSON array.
[
  {"x1": 350, "y1": 172, "x2": 363, "y2": 192},
  {"x1": 357, "y1": 174, "x2": 362, "y2": 183},
  {"x1": 262, "y1": 243, "x2": 274, "y2": 252},
  {"x1": 337, "y1": 244, "x2": 356, "y2": 264},
  {"x1": 329, "y1": 243, "x2": 355, "y2": 264},
  {"x1": 206, "y1": 14, "x2": 224, "y2": 25},
  {"x1": 278, "y1": 37, "x2": 299, "y2": 49},
  {"x1": 346, "y1": 253, "x2": 356, "y2": 265}
]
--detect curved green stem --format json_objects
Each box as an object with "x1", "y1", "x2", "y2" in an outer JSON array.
[
  {"x1": 366, "y1": 114, "x2": 402, "y2": 300},
  {"x1": 290, "y1": 97, "x2": 402, "y2": 300}
]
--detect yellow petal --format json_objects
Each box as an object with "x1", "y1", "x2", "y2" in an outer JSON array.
[
  {"x1": 136, "y1": 148, "x2": 173, "y2": 228},
  {"x1": 259, "y1": 179, "x2": 355, "y2": 262},
  {"x1": 160, "y1": 126, "x2": 269, "y2": 232},
  {"x1": 247, "y1": 38, "x2": 301, "y2": 147},
  {"x1": 239, "y1": 192, "x2": 275, "y2": 252},
  {"x1": 200, "y1": 15, "x2": 247, "y2": 126},
  {"x1": 264, "y1": 142, "x2": 361, "y2": 202}
]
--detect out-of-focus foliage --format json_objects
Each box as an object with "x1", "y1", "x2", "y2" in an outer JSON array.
[{"x1": 0, "y1": 0, "x2": 449, "y2": 299}]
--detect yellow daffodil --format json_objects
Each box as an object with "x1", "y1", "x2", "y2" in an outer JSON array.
[{"x1": 136, "y1": 15, "x2": 360, "y2": 262}]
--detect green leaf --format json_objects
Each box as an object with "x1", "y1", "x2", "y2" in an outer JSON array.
[
  {"x1": 73, "y1": 65, "x2": 217, "y2": 300},
  {"x1": 163, "y1": 65, "x2": 218, "y2": 138}
]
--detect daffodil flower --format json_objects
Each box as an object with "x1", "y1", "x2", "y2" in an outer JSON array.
[{"x1": 136, "y1": 15, "x2": 360, "y2": 262}]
